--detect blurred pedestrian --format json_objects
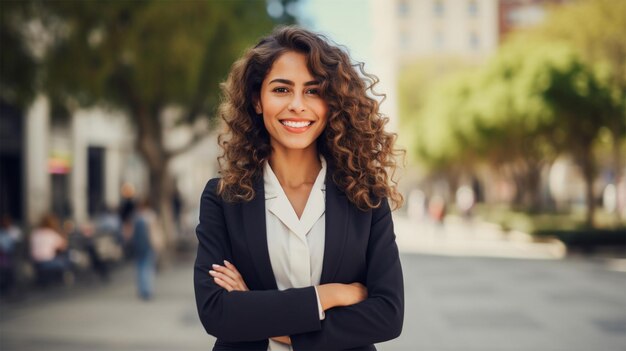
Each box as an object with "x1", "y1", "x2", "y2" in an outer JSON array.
[
  {"x1": 0, "y1": 214, "x2": 22, "y2": 294},
  {"x1": 66, "y1": 220, "x2": 111, "y2": 283},
  {"x1": 172, "y1": 188, "x2": 182, "y2": 238},
  {"x1": 456, "y1": 185, "x2": 476, "y2": 220},
  {"x1": 428, "y1": 194, "x2": 447, "y2": 226},
  {"x1": 408, "y1": 189, "x2": 427, "y2": 223},
  {"x1": 30, "y1": 213, "x2": 72, "y2": 286},
  {"x1": 96, "y1": 206, "x2": 123, "y2": 245},
  {"x1": 131, "y1": 199, "x2": 161, "y2": 301},
  {"x1": 119, "y1": 183, "x2": 137, "y2": 259}
]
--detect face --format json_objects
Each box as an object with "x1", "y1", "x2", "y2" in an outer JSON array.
[{"x1": 255, "y1": 51, "x2": 328, "y2": 154}]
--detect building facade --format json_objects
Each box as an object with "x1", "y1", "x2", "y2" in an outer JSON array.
[
  {"x1": 499, "y1": 0, "x2": 571, "y2": 40},
  {"x1": 395, "y1": 0, "x2": 500, "y2": 63},
  {"x1": 394, "y1": 0, "x2": 571, "y2": 64},
  {"x1": 17, "y1": 95, "x2": 148, "y2": 229}
]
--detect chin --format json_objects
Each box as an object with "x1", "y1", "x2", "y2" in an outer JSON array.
[
  {"x1": 278, "y1": 139, "x2": 317, "y2": 151},
  {"x1": 271, "y1": 134, "x2": 320, "y2": 152}
]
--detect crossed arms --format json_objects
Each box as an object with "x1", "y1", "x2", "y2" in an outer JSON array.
[{"x1": 193, "y1": 178, "x2": 404, "y2": 349}]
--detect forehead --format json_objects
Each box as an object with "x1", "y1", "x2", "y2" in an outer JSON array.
[{"x1": 265, "y1": 51, "x2": 315, "y2": 82}]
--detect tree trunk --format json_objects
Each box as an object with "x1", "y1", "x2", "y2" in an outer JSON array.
[
  {"x1": 526, "y1": 161, "x2": 543, "y2": 213},
  {"x1": 133, "y1": 103, "x2": 178, "y2": 262},
  {"x1": 151, "y1": 167, "x2": 177, "y2": 264},
  {"x1": 611, "y1": 128, "x2": 623, "y2": 220},
  {"x1": 579, "y1": 147, "x2": 596, "y2": 228}
]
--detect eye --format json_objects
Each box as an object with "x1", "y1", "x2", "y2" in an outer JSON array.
[
  {"x1": 273, "y1": 87, "x2": 289, "y2": 93},
  {"x1": 306, "y1": 88, "x2": 320, "y2": 95}
]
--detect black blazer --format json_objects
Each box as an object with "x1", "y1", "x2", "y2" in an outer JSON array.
[{"x1": 194, "y1": 173, "x2": 404, "y2": 351}]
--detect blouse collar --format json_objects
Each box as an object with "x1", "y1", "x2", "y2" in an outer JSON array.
[{"x1": 263, "y1": 156, "x2": 327, "y2": 239}]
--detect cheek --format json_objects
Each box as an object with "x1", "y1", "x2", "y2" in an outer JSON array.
[
  {"x1": 261, "y1": 101, "x2": 282, "y2": 128},
  {"x1": 259, "y1": 91, "x2": 284, "y2": 115},
  {"x1": 315, "y1": 101, "x2": 329, "y2": 123},
  {"x1": 314, "y1": 115, "x2": 329, "y2": 140},
  {"x1": 262, "y1": 114, "x2": 274, "y2": 132}
]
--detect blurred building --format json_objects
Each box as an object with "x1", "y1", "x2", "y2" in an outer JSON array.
[
  {"x1": 394, "y1": 0, "x2": 570, "y2": 64},
  {"x1": 395, "y1": 0, "x2": 499, "y2": 63},
  {"x1": 499, "y1": 0, "x2": 571, "y2": 40},
  {"x1": 0, "y1": 102, "x2": 24, "y2": 223},
  {"x1": 0, "y1": 93, "x2": 219, "y2": 234},
  {"x1": 5, "y1": 95, "x2": 149, "y2": 229}
]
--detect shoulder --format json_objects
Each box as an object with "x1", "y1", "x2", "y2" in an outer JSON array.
[
  {"x1": 205, "y1": 177, "x2": 221, "y2": 191},
  {"x1": 371, "y1": 196, "x2": 392, "y2": 224},
  {"x1": 202, "y1": 178, "x2": 222, "y2": 196},
  {"x1": 201, "y1": 177, "x2": 224, "y2": 206}
]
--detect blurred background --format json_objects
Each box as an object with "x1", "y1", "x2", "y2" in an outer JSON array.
[{"x1": 0, "y1": 0, "x2": 625, "y2": 350}]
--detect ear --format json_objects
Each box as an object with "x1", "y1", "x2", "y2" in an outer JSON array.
[{"x1": 253, "y1": 97, "x2": 262, "y2": 115}]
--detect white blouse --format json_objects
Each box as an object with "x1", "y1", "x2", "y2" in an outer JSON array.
[{"x1": 264, "y1": 157, "x2": 327, "y2": 351}]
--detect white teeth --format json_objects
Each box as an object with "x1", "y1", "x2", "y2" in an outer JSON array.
[{"x1": 281, "y1": 120, "x2": 312, "y2": 128}]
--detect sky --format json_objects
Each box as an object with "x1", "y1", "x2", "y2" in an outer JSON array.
[{"x1": 297, "y1": 0, "x2": 374, "y2": 65}]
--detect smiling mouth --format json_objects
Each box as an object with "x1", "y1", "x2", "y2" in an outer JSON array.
[{"x1": 280, "y1": 120, "x2": 313, "y2": 128}]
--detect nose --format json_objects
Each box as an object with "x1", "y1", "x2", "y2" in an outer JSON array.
[{"x1": 288, "y1": 93, "x2": 305, "y2": 113}]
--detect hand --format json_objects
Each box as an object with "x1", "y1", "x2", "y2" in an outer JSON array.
[
  {"x1": 270, "y1": 336, "x2": 291, "y2": 345},
  {"x1": 342, "y1": 282, "x2": 367, "y2": 306},
  {"x1": 209, "y1": 260, "x2": 249, "y2": 292},
  {"x1": 317, "y1": 282, "x2": 368, "y2": 311}
]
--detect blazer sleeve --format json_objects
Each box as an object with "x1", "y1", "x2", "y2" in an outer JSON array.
[
  {"x1": 290, "y1": 197, "x2": 404, "y2": 350},
  {"x1": 194, "y1": 178, "x2": 322, "y2": 342}
]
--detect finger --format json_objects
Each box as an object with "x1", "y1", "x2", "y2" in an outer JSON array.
[
  {"x1": 209, "y1": 269, "x2": 239, "y2": 288},
  {"x1": 224, "y1": 260, "x2": 243, "y2": 279},
  {"x1": 213, "y1": 277, "x2": 233, "y2": 292},
  {"x1": 213, "y1": 263, "x2": 241, "y2": 283},
  {"x1": 223, "y1": 261, "x2": 249, "y2": 290},
  {"x1": 213, "y1": 264, "x2": 247, "y2": 290}
]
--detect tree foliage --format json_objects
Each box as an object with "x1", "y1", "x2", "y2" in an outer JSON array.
[
  {"x1": 1, "y1": 0, "x2": 296, "y2": 242},
  {"x1": 40, "y1": 1, "x2": 285, "y2": 121},
  {"x1": 0, "y1": 1, "x2": 38, "y2": 105},
  {"x1": 398, "y1": 0, "x2": 626, "y2": 225},
  {"x1": 406, "y1": 37, "x2": 617, "y2": 223}
]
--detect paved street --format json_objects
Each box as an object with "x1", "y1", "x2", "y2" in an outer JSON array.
[{"x1": 1, "y1": 215, "x2": 625, "y2": 351}]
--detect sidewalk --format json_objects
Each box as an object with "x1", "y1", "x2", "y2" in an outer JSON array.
[
  {"x1": 2, "y1": 217, "x2": 624, "y2": 351},
  {"x1": 393, "y1": 214, "x2": 567, "y2": 260},
  {"x1": 0, "y1": 260, "x2": 213, "y2": 351}
]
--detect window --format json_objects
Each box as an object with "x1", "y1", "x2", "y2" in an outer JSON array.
[
  {"x1": 400, "y1": 31, "x2": 410, "y2": 49},
  {"x1": 398, "y1": 0, "x2": 409, "y2": 17},
  {"x1": 468, "y1": 0, "x2": 479, "y2": 17},
  {"x1": 434, "y1": 31, "x2": 444, "y2": 49},
  {"x1": 88, "y1": 146, "x2": 106, "y2": 216},
  {"x1": 434, "y1": 0, "x2": 445, "y2": 17},
  {"x1": 469, "y1": 32, "x2": 480, "y2": 50}
]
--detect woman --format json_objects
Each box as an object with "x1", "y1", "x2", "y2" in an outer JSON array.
[
  {"x1": 194, "y1": 26, "x2": 404, "y2": 351},
  {"x1": 30, "y1": 213, "x2": 71, "y2": 285}
]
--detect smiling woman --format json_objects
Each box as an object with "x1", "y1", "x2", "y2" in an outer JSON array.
[
  {"x1": 194, "y1": 26, "x2": 404, "y2": 351},
  {"x1": 255, "y1": 51, "x2": 329, "y2": 153}
]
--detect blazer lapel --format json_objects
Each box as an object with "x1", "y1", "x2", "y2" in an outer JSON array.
[
  {"x1": 242, "y1": 177, "x2": 278, "y2": 290},
  {"x1": 320, "y1": 174, "x2": 349, "y2": 284}
]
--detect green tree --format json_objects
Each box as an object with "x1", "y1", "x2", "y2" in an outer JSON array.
[
  {"x1": 0, "y1": 1, "x2": 37, "y2": 105},
  {"x1": 398, "y1": 57, "x2": 479, "y2": 171},
  {"x1": 410, "y1": 40, "x2": 616, "y2": 226},
  {"x1": 482, "y1": 40, "x2": 616, "y2": 224},
  {"x1": 537, "y1": 0, "x2": 626, "y2": 219},
  {"x1": 2, "y1": 0, "x2": 296, "y2": 245},
  {"x1": 467, "y1": 41, "x2": 557, "y2": 210},
  {"x1": 538, "y1": 48, "x2": 616, "y2": 227}
]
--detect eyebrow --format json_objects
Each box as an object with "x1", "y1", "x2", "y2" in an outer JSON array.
[{"x1": 268, "y1": 78, "x2": 319, "y2": 86}]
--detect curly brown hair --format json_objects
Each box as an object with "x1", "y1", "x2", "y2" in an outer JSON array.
[{"x1": 217, "y1": 25, "x2": 404, "y2": 210}]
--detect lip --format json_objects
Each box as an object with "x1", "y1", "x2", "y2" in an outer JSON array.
[
  {"x1": 279, "y1": 118, "x2": 314, "y2": 123},
  {"x1": 279, "y1": 118, "x2": 314, "y2": 134}
]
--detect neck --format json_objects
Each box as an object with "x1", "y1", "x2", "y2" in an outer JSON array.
[{"x1": 269, "y1": 146, "x2": 321, "y2": 189}]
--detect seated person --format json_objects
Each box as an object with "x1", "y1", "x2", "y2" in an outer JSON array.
[{"x1": 30, "y1": 214, "x2": 71, "y2": 285}]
